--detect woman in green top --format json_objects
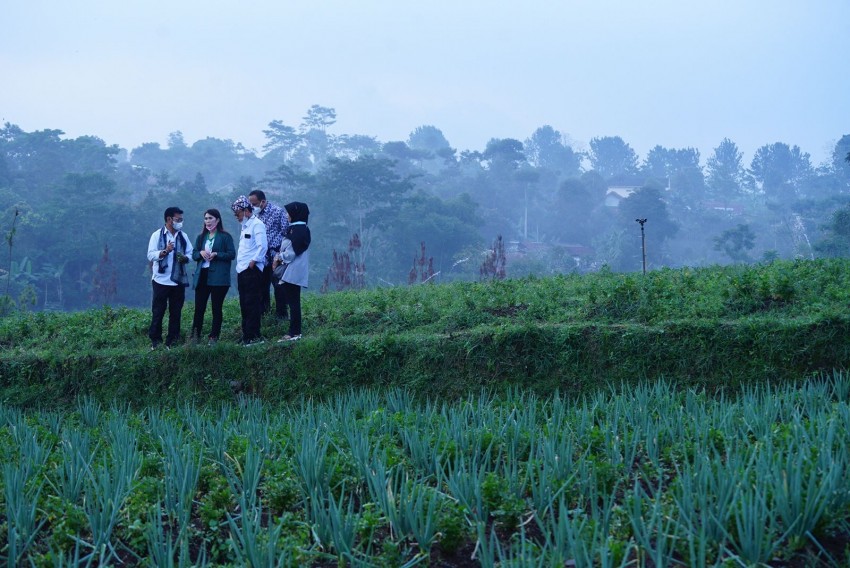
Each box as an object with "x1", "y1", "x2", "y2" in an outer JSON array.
[{"x1": 191, "y1": 209, "x2": 236, "y2": 345}]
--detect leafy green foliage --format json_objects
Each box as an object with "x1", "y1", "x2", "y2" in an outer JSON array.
[
  {"x1": 714, "y1": 223, "x2": 756, "y2": 263},
  {"x1": 4, "y1": 116, "x2": 850, "y2": 314},
  {"x1": 2, "y1": 260, "x2": 850, "y2": 408},
  {"x1": 1, "y1": 376, "x2": 850, "y2": 565},
  {"x1": 814, "y1": 204, "x2": 850, "y2": 258}
]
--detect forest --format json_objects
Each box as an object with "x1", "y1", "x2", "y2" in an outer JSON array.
[{"x1": 1, "y1": 104, "x2": 849, "y2": 312}]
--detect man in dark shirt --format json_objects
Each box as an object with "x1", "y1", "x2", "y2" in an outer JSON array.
[{"x1": 248, "y1": 189, "x2": 289, "y2": 319}]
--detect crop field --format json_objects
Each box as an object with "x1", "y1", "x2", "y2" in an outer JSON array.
[
  {"x1": 1, "y1": 259, "x2": 850, "y2": 565},
  {"x1": 1, "y1": 376, "x2": 849, "y2": 566}
]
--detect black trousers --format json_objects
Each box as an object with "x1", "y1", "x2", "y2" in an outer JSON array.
[
  {"x1": 261, "y1": 262, "x2": 288, "y2": 318},
  {"x1": 282, "y1": 281, "x2": 302, "y2": 336},
  {"x1": 149, "y1": 281, "x2": 185, "y2": 346},
  {"x1": 237, "y1": 266, "x2": 263, "y2": 342},
  {"x1": 192, "y1": 268, "x2": 229, "y2": 339}
]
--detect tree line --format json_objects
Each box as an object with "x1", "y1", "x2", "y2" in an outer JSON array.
[{"x1": 1, "y1": 106, "x2": 849, "y2": 312}]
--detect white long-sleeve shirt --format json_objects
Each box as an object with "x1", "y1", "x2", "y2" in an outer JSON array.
[
  {"x1": 147, "y1": 227, "x2": 194, "y2": 286},
  {"x1": 235, "y1": 215, "x2": 268, "y2": 273}
]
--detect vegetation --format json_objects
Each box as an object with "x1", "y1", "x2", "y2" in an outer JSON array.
[
  {"x1": 1, "y1": 259, "x2": 850, "y2": 564},
  {"x1": 1, "y1": 259, "x2": 850, "y2": 408},
  {"x1": 2, "y1": 118, "x2": 849, "y2": 312},
  {"x1": 1, "y1": 375, "x2": 849, "y2": 565}
]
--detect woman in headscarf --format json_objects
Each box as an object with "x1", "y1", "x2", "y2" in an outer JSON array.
[{"x1": 275, "y1": 201, "x2": 310, "y2": 341}]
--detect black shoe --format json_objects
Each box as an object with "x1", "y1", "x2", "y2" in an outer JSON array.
[{"x1": 151, "y1": 341, "x2": 161, "y2": 350}]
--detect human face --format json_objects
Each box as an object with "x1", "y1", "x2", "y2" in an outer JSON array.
[
  {"x1": 204, "y1": 213, "x2": 219, "y2": 231},
  {"x1": 168, "y1": 214, "x2": 184, "y2": 228},
  {"x1": 248, "y1": 195, "x2": 265, "y2": 211},
  {"x1": 233, "y1": 209, "x2": 246, "y2": 224}
]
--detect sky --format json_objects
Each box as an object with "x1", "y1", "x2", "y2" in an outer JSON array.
[{"x1": 2, "y1": 0, "x2": 848, "y2": 166}]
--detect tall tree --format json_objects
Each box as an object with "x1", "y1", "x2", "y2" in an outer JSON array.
[
  {"x1": 310, "y1": 156, "x2": 416, "y2": 283},
  {"x1": 545, "y1": 177, "x2": 598, "y2": 243},
  {"x1": 167, "y1": 131, "x2": 188, "y2": 152},
  {"x1": 750, "y1": 142, "x2": 813, "y2": 202},
  {"x1": 313, "y1": 156, "x2": 414, "y2": 235},
  {"x1": 831, "y1": 134, "x2": 850, "y2": 187},
  {"x1": 130, "y1": 142, "x2": 169, "y2": 173},
  {"x1": 383, "y1": 192, "x2": 483, "y2": 282},
  {"x1": 706, "y1": 138, "x2": 746, "y2": 200},
  {"x1": 301, "y1": 105, "x2": 337, "y2": 132},
  {"x1": 293, "y1": 106, "x2": 338, "y2": 171},
  {"x1": 336, "y1": 134, "x2": 381, "y2": 159},
  {"x1": 642, "y1": 147, "x2": 703, "y2": 193},
  {"x1": 483, "y1": 138, "x2": 525, "y2": 172},
  {"x1": 63, "y1": 135, "x2": 119, "y2": 175},
  {"x1": 588, "y1": 136, "x2": 638, "y2": 179},
  {"x1": 1, "y1": 124, "x2": 70, "y2": 186},
  {"x1": 814, "y1": 204, "x2": 850, "y2": 257},
  {"x1": 524, "y1": 125, "x2": 582, "y2": 178},
  {"x1": 262, "y1": 120, "x2": 301, "y2": 162},
  {"x1": 0, "y1": 153, "x2": 9, "y2": 187},
  {"x1": 408, "y1": 125, "x2": 451, "y2": 154},
  {"x1": 641, "y1": 145, "x2": 673, "y2": 182}
]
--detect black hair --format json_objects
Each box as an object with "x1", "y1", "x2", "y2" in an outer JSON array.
[
  {"x1": 164, "y1": 206, "x2": 183, "y2": 222},
  {"x1": 201, "y1": 208, "x2": 229, "y2": 236},
  {"x1": 248, "y1": 189, "x2": 267, "y2": 202}
]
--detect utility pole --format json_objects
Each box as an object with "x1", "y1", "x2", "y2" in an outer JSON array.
[{"x1": 635, "y1": 218, "x2": 647, "y2": 274}]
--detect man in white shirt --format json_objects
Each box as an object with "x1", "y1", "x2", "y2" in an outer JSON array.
[
  {"x1": 146, "y1": 206, "x2": 193, "y2": 349},
  {"x1": 231, "y1": 195, "x2": 268, "y2": 346}
]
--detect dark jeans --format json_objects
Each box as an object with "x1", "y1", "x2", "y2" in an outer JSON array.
[
  {"x1": 149, "y1": 281, "x2": 185, "y2": 346},
  {"x1": 238, "y1": 266, "x2": 263, "y2": 342},
  {"x1": 282, "y1": 281, "x2": 302, "y2": 336},
  {"x1": 192, "y1": 268, "x2": 229, "y2": 339},
  {"x1": 261, "y1": 262, "x2": 288, "y2": 318}
]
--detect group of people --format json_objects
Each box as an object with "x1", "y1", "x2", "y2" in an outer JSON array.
[{"x1": 146, "y1": 191, "x2": 311, "y2": 348}]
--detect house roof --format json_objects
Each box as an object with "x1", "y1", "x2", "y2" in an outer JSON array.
[
  {"x1": 606, "y1": 186, "x2": 638, "y2": 199},
  {"x1": 701, "y1": 200, "x2": 744, "y2": 214}
]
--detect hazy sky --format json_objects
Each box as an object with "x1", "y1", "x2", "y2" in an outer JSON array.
[{"x1": 2, "y1": 0, "x2": 847, "y2": 165}]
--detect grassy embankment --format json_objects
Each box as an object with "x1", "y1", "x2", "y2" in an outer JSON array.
[{"x1": 1, "y1": 259, "x2": 849, "y2": 408}]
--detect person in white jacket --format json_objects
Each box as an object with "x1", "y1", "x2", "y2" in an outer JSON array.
[
  {"x1": 146, "y1": 206, "x2": 193, "y2": 349},
  {"x1": 231, "y1": 195, "x2": 268, "y2": 346}
]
